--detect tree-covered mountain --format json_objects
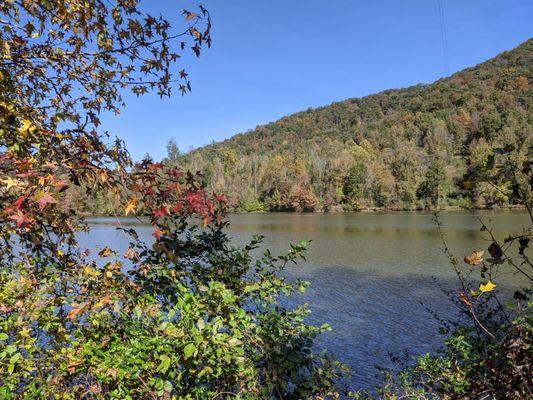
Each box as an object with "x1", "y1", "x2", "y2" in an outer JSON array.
[{"x1": 173, "y1": 39, "x2": 532, "y2": 212}]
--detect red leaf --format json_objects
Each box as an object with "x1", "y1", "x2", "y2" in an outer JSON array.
[
  {"x1": 9, "y1": 210, "x2": 34, "y2": 229},
  {"x1": 147, "y1": 162, "x2": 164, "y2": 172},
  {"x1": 10, "y1": 196, "x2": 26, "y2": 212},
  {"x1": 37, "y1": 192, "x2": 57, "y2": 210},
  {"x1": 153, "y1": 205, "x2": 169, "y2": 220},
  {"x1": 215, "y1": 193, "x2": 227, "y2": 204}
]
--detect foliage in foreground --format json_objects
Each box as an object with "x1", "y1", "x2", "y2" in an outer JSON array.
[
  {"x1": 0, "y1": 2, "x2": 345, "y2": 398},
  {"x1": 0, "y1": 165, "x2": 345, "y2": 399}
]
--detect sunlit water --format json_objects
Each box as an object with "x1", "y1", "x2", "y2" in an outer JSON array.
[{"x1": 83, "y1": 211, "x2": 528, "y2": 392}]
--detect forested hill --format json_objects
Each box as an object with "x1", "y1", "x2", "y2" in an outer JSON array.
[{"x1": 175, "y1": 39, "x2": 532, "y2": 212}]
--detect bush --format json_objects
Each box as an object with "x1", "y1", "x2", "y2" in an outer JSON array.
[
  {"x1": 239, "y1": 197, "x2": 267, "y2": 212},
  {"x1": 0, "y1": 165, "x2": 346, "y2": 399}
]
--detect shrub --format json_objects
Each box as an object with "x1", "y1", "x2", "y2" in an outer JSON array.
[{"x1": 0, "y1": 165, "x2": 346, "y2": 399}]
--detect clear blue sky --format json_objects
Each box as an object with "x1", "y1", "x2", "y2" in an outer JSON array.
[{"x1": 100, "y1": 0, "x2": 533, "y2": 161}]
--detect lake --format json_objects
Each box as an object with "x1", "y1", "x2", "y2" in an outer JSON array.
[{"x1": 84, "y1": 211, "x2": 528, "y2": 392}]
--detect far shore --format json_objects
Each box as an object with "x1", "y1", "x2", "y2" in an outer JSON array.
[{"x1": 81, "y1": 205, "x2": 527, "y2": 218}]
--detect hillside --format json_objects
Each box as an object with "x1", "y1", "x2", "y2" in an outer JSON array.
[{"x1": 175, "y1": 39, "x2": 533, "y2": 212}]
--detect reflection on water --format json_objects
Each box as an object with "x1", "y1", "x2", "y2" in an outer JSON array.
[{"x1": 84, "y1": 210, "x2": 528, "y2": 391}]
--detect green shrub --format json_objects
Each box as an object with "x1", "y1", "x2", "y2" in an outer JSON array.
[
  {"x1": 0, "y1": 166, "x2": 346, "y2": 399},
  {"x1": 239, "y1": 198, "x2": 267, "y2": 212}
]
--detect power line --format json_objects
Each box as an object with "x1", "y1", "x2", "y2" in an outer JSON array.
[{"x1": 437, "y1": 0, "x2": 450, "y2": 75}]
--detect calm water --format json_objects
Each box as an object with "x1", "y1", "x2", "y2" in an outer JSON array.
[{"x1": 84, "y1": 211, "x2": 528, "y2": 391}]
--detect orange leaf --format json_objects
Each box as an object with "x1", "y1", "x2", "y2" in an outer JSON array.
[
  {"x1": 464, "y1": 250, "x2": 484, "y2": 266},
  {"x1": 95, "y1": 294, "x2": 111, "y2": 308},
  {"x1": 99, "y1": 170, "x2": 108, "y2": 183},
  {"x1": 67, "y1": 308, "x2": 82, "y2": 320},
  {"x1": 184, "y1": 11, "x2": 198, "y2": 21},
  {"x1": 98, "y1": 247, "x2": 114, "y2": 257}
]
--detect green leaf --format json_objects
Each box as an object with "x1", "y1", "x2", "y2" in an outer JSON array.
[
  {"x1": 157, "y1": 355, "x2": 171, "y2": 373},
  {"x1": 227, "y1": 338, "x2": 242, "y2": 347},
  {"x1": 197, "y1": 318, "x2": 205, "y2": 330},
  {"x1": 183, "y1": 343, "x2": 196, "y2": 359},
  {"x1": 5, "y1": 345, "x2": 16, "y2": 354},
  {"x1": 9, "y1": 352, "x2": 21, "y2": 364},
  {"x1": 133, "y1": 305, "x2": 142, "y2": 319}
]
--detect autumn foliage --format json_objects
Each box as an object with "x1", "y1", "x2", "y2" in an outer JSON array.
[{"x1": 1, "y1": 2, "x2": 531, "y2": 399}]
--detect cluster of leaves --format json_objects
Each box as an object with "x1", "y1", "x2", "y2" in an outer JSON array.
[
  {"x1": 0, "y1": 0, "x2": 213, "y2": 260},
  {"x1": 1, "y1": 0, "x2": 211, "y2": 119},
  {"x1": 171, "y1": 39, "x2": 532, "y2": 213}
]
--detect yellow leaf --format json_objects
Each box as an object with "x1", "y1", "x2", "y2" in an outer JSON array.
[
  {"x1": 19, "y1": 327, "x2": 31, "y2": 338},
  {"x1": 479, "y1": 281, "x2": 497, "y2": 293},
  {"x1": 464, "y1": 250, "x2": 484, "y2": 266},
  {"x1": 1, "y1": 176, "x2": 21, "y2": 189},
  {"x1": 19, "y1": 119, "x2": 36, "y2": 136},
  {"x1": 99, "y1": 170, "x2": 108, "y2": 183},
  {"x1": 3, "y1": 41, "x2": 11, "y2": 59},
  {"x1": 84, "y1": 266, "x2": 100, "y2": 277},
  {"x1": 124, "y1": 199, "x2": 137, "y2": 216}
]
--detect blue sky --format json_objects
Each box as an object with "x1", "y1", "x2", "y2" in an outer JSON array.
[{"x1": 100, "y1": 0, "x2": 533, "y2": 161}]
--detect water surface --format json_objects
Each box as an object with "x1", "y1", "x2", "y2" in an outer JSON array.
[{"x1": 84, "y1": 211, "x2": 528, "y2": 391}]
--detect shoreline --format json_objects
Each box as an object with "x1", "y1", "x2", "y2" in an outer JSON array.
[
  {"x1": 81, "y1": 205, "x2": 527, "y2": 218},
  {"x1": 231, "y1": 204, "x2": 526, "y2": 214}
]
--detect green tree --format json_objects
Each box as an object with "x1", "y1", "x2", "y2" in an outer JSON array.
[
  {"x1": 343, "y1": 162, "x2": 368, "y2": 210},
  {"x1": 176, "y1": 40, "x2": 532, "y2": 212},
  {"x1": 417, "y1": 158, "x2": 447, "y2": 208},
  {"x1": 164, "y1": 138, "x2": 181, "y2": 166}
]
